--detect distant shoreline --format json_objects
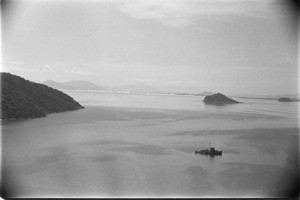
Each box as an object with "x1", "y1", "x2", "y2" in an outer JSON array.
[{"x1": 63, "y1": 89, "x2": 300, "y2": 102}]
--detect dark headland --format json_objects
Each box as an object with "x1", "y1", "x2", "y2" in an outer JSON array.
[
  {"x1": 203, "y1": 93, "x2": 239, "y2": 104},
  {"x1": 0, "y1": 73, "x2": 84, "y2": 120}
]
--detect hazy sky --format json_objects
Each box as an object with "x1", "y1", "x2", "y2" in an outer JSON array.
[{"x1": 1, "y1": 0, "x2": 299, "y2": 95}]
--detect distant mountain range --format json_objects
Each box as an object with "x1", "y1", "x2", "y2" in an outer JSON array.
[
  {"x1": 44, "y1": 80, "x2": 106, "y2": 91},
  {"x1": 44, "y1": 80, "x2": 162, "y2": 93},
  {"x1": 196, "y1": 91, "x2": 215, "y2": 96},
  {"x1": 1, "y1": 73, "x2": 84, "y2": 120},
  {"x1": 43, "y1": 79, "x2": 299, "y2": 101},
  {"x1": 111, "y1": 84, "x2": 161, "y2": 93},
  {"x1": 42, "y1": 80, "x2": 222, "y2": 97}
]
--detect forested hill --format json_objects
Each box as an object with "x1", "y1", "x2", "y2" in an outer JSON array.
[{"x1": 0, "y1": 73, "x2": 84, "y2": 120}]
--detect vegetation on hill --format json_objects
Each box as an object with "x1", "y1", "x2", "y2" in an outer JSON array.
[{"x1": 0, "y1": 73, "x2": 84, "y2": 120}]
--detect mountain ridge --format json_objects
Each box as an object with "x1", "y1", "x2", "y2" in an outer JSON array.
[{"x1": 44, "y1": 80, "x2": 105, "y2": 91}]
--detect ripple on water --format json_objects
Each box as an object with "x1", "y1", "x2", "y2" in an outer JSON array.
[
  {"x1": 111, "y1": 144, "x2": 169, "y2": 155},
  {"x1": 86, "y1": 154, "x2": 117, "y2": 162},
  {"x1": 186, "y1": 166, "x2": 214, "y2": 195}
]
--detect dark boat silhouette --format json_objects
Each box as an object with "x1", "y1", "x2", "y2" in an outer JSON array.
[{"x1": 195, "y1": 143, "x2": 222, "y2": 156}]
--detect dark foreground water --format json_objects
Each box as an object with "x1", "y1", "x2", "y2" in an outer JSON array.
[{"x1": 1, "y1": 92, "x2": 299, "y2": 198}]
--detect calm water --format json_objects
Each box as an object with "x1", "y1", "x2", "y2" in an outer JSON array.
[{"x1": 1, "y1": 91, "x2": 299, "y2": 198}]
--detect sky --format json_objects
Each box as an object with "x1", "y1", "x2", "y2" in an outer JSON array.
[{"x1": 1, "y1": 0, "x2": 299, "y2": 96}]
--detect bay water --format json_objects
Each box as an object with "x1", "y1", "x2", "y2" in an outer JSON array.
[{"x1": 1, "y1": 91, "x2": 299, "y2": 197}]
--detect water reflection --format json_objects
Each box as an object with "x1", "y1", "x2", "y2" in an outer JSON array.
[
  {"x1": 203, "y1": 102, "x2": 242, "y2": 112},
  {"x1": 194, "y1": 153, "x2": 223, "y2": 158}
]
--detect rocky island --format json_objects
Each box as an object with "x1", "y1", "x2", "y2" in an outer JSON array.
[
  {"x1": 203, "y1": 93, "x2": 239, "y2": 104},
  {"x1": 278, "y1": 97, "x2": 294, "y2": 102},
  {"x1": 0, "y1": 73, "x2": 84, "y2": 120}
]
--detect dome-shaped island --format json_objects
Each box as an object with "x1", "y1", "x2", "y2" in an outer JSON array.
[
  {"x1": 203, "y1": 93, "x2": 239, "y2": 104},
  {"x1": 278, "y1": 97, "x2": 293, "y2": 102}
]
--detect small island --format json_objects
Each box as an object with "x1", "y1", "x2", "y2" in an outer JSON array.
[
  {"x1": 203, "y1": 93, "x2": 239, "y2": 104},
  {"x1": 0, "y1": 73, "x2": 84, "y2": 120},
  {"x1": 278, "y1": 97, "x2": 294, "y2": 102}
]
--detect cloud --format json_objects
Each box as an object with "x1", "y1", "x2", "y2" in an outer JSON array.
[
  {"x1": 10, "y1": 61, "x2": 24, "y2": 65},
  {"x1": 5, "y1": 62, "x2": 56, "y2": 73},
  {"x1": 119, "y1": 0, "x2": 279, "y2": 27},
  {"x1": 8, "y1": 65, "x2": 41, "y2": 73},
  {"x1": 58, "y1": 67, "x2": 102, "y2": 77},
  {"x1": 5, "y1": 62, "x2": 101, "y2": 77},
  {"x1": 69, "y1": 70, "x2": 95, "y2": 76},
  {"x1": 42, "y1": 64, "x2": 52, "y2": 72}
]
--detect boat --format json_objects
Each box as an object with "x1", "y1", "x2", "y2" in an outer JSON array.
[{"x1": 195, "y1": 143, "x2": 222, "y2": 156}]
